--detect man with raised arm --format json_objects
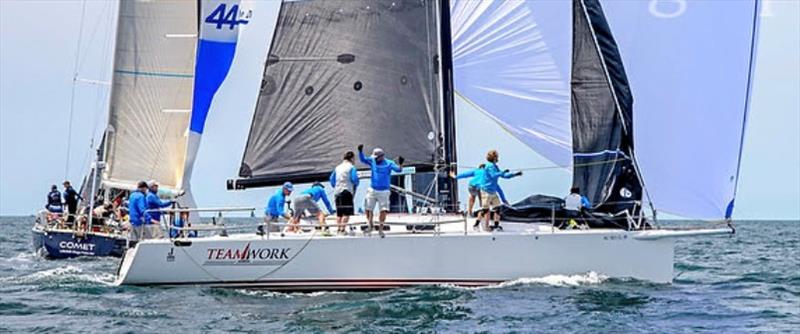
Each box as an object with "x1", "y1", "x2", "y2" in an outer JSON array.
[{"x1": 358, "y1": 145, "x2": 403, "y2": 238}]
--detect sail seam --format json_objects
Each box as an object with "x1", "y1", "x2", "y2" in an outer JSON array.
[{"x1": 114, "y1": 69, "x2": 193, "y2": 78}]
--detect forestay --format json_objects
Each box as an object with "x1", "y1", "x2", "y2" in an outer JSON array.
[
  {"x1": 238, "y1": 0, "x2": 442, "y2": 186},
  {"x1": 450, "y1": 0, "x2": 759, "y2": 219},
  {"x1": 104, "y1": 0, "x2": 198, "y2": 190}
]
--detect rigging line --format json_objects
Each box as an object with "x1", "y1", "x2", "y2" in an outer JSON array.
[
  {"x1": 394, "y1": 156, "x2": 628, "y2": 172},
  {"x1": 65, "y1": 0, "x2": 89, "y2": 181},
  {"x1": 77, "y1": 1, "x2": 115, "y2": 181}
]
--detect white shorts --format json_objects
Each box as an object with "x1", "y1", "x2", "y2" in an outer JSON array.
[{"x1": 364, "y1": 188, "x2": 390, "y2": 212}]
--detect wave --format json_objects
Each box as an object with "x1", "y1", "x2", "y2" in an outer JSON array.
[
  {"x1": 447, "y1": 272, "x2": 609, "y2": 291},
  {"x1": 0, "y1": 265, "x2": 115, "y2": 286}
]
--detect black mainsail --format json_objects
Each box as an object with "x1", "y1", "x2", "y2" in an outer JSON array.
[{"x1": 233, "y1": 0, "x2": 444, "y2": 188}]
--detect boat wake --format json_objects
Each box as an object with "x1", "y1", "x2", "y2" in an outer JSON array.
[
  {"x1": 451, "y1": 272, "x2": 609, "y2": 290},
  {"x1": 0, "y1": 265, "x2": 116, "y2": 286}
]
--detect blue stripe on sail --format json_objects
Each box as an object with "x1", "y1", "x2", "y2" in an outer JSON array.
[
  {"x1": 573, "y1": 150, "x2": 629, "y2": 159},
  {"x1": 189, "y1": 39, "x2": 237, "y2": 134},
  {"x1": 114, "y1": 69, "x2": 193, "y2": 78}
]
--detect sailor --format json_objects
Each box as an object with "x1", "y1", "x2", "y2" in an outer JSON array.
[
  {"x1": 479, "y1": 150, "x2": 520, "y2": 231},
  {"x1": 144, "y1": 180, "x2": 174, "y2": 239},
  {"x1": 330, "y1": 151, "x2": 359, "y2": 234},
  {"x1": 127, "y1": 181, "x2": 149, "y2": 242},
  {"x1": 263, "y1": 182, "x2": 293, "y2": 234},
  {"x1": 289, "y1": 182, "x2": 334, "y2": 233},
  {"x1": 170, "y1": 211, "x2": 197, "y2": 238},
  {"x1": 62, "y1": 181, "x2": 82, "y2": 223},
  {"x1": 358, "y1": 145, "x2": 404, "y2": 238},
  {"x1": 564, "y1": 186, "x2": 591, "y2": 228},
  {"x1": 45, "y1": 185, "x2": 63, "y2": 213},
  {"x1": 452, "y1": 164, "x2": 510, "y2": 230}
]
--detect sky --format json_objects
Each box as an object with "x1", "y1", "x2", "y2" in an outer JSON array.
[{"x1": 0, "y1": 0, "x2": 798, "y2": 220}]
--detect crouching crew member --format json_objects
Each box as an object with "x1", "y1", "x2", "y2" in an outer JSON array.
[
  {"x1": 263, "y1": 182, "x2": 293, "y2": 234},
  {"x1": 289, "y1": 182, "x2": 334, "y2": 233}
]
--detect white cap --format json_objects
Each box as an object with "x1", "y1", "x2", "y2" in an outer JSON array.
[
  {"x1": 372, "y1": 148, "x2": 385, "y2": 158},
  {"x1": 147, "y1": 180, "x2": 158, "y2": 187}
]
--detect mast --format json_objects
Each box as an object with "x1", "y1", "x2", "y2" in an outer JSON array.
[{"x1": 437, "y1": 0, "x2": 458, "y2": 212}]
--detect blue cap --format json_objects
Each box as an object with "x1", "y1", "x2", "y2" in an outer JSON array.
[{"x1": 282, "y1": 182, "x2": 294, "y2": 191}]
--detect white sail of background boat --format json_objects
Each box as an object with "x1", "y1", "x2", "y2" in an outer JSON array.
[
  {"x1": 115, "y1": 0, "x2": 759, "y2": 288},
  {"x1": 33, "y1": 0, "x2": 198, "y2": 258}
]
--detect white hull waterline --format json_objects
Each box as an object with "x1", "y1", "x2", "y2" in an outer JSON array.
[{"x1": 116, "y1": 216, "x2": 732, "y2": 290}]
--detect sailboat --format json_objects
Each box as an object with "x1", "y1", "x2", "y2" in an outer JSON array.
[
  {"x1": 115, "y1": 0, "x2": 759, "y2": 288},
  {"x1": 32, "y1": 0, "x2": 199, "y2": 258}
]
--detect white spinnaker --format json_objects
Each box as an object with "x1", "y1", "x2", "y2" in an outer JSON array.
[
  {"x1": 450, "y1": 0, "x2": 759, "y2": 219},
  {"x1": 103, "y1": 0, "x2": 197, "y2": 190}
]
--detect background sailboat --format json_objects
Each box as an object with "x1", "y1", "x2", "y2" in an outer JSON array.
[{"x1": 32, "y1": 0, "x2": 199, "y2": 258}]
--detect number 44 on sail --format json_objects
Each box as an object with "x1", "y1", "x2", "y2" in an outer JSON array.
[{"x1": 205, "y1": 2, "x2": 250, "y2": 30}]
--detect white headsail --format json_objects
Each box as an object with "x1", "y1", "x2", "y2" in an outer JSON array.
[{"x1": 103, "y1": 0, "x2": 198, "y2": 191}]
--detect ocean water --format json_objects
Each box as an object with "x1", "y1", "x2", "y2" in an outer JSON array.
[{"x1": 1, "y1": 217, "x2": 797, "y2": 333}]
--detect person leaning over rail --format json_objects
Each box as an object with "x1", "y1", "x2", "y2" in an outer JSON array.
[
  {"x1": 330, "y1": 151, "x2": 359, "y2": 235},
  {"x1": 144, "y1": 180, "x2": 174, "y2": 240},
  {"x1": 288, "y1": 182, "x2": 334, "y2": 234},
  {"x1": 261, "y1": 182, "x2": 293, "y2": 235},
  {"x1": 358, "y1": 145, "x2": 404, "y2": 238},
  {"x1": 127, "y1": 181, "x2": 149, "y2": 242},
  {"x1": 479, "y1": 150, "x2": 521, "y2": 232}
]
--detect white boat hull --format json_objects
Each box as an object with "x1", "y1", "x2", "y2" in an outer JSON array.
[{"x1": 114, "y1": 218, "x2": 729, "y2": 289}]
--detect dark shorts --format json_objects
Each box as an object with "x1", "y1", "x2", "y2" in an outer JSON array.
[
  {"x1": 335, "y1": 190, "x2": 354, "y2": 217},
  {"x1": 468, "y1": 185, "x2": 481, "y2": 198}
]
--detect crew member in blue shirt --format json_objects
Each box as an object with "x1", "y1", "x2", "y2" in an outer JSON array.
[
  {"x1": 358, "y1": 144, "x2": 403, "y2": 237},
  {"x1": 144, "y1": 180, "x2": 174, "y2": 239},
  {"x1": 127, "y1": 181, "x2": 149, "y2": 242},
  {"x1": 288, "y1": 182, "x2": 334, "y2": 233},
  {"x1": 452, "y1": 164, "x2": 510, "y2": 229},
  {"x1": 262, "y1": 182, "x2": 293, "y2": 234},
  {"x1": 479, "y1": 150, "x2": 521, "y2": 231},
  {"x1": 45, "y1": 185, "x2": 63, "y2": 213}
]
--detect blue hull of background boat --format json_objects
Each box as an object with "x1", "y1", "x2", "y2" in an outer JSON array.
[{"x1": 31, "y1": 229, "x2": 126, "y2": 258}]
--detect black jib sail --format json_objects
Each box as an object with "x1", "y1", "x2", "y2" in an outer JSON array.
[
  {"x1": 499, "y1": 0, "x2": 644, "y2": 227},
  {"x1": 570, "y1": 0, "x2": 642, "y2": 215},
  {"x1": 233, "y1": 0, "x2": 443, "y2": 188}
]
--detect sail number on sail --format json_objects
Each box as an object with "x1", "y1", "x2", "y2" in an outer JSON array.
[{"x1": 205, "y1": 3, "x2": 250, "y2": 30}]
